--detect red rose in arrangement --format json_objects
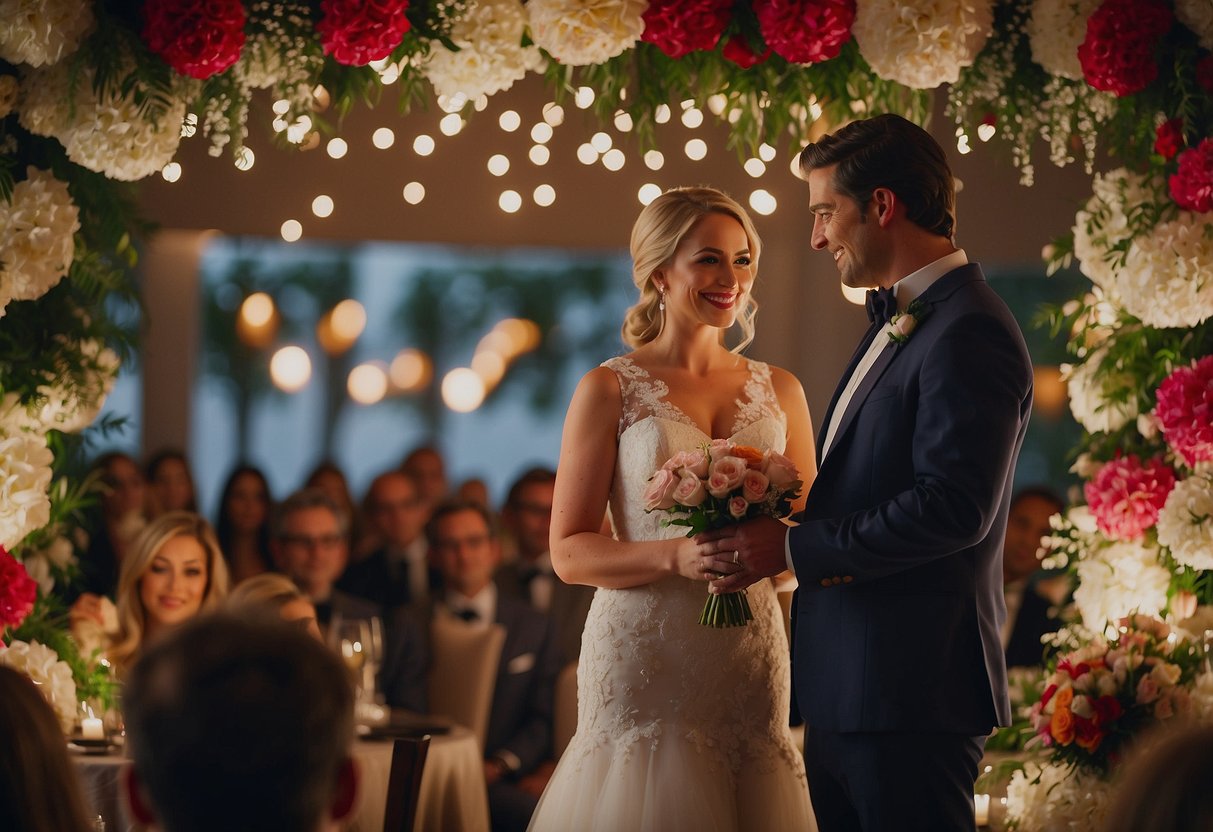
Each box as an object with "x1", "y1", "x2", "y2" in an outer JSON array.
[
  {"x1": 142, "y1": 0, "x2": 246, "y2": 80},
  {"x1": 0, "y1": 546, "x2": 37, "y2": 631},
  {"x1": 721, "y1": 34, "x2": 771, "y2": 68},
  {"x1": 753, "y1": 0, "x2": 854, "y2": 65},
  {"x1": 1169, "y1": 138, "x2": 1213, "y2": 213},
  {"x1": 1084, "y1": 454, "x2": 1176, "y2": 541},
  {"x1": 1154, "y1": 118, "x2": 1184, "y2": 159},
  {"x1": 1156, "y1": 356, "x2": 1213, "y2": 465},
  {"x1": 1078, "y1": 0, "x2": 1172, "y2": 96},
  {"x1": 641, "y1": 0, "x2": 732, "y2": 59},
  {"x1": 316, "y1": 0, "x2": 411, "y2": 66}
]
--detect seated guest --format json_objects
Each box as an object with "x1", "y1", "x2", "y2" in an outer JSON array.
[
  {"x1": 227, "y1": 572, "x2": 322, "y2": 640},
  {"x1": 76, "y1": 512, "x2": 230, "y2": 677},
  {"x1": 425, "y1": 499, "x2": 561, "y2": 832},
  {"x1": 305, "y1": 460, "x2": 362, "y2": 549},
  {"x1": 75, "y1": 451, "x2": 147, "y2": 599},
  {"x1": 0, "y1": 666, "x2": 95, "y2": 832},
  {"x1": 1002, "y1": 486, "x2": 1068, "y2": 668},
  {"x1": 123, "y1": 612, "x2": 359, "y2": 832},
  {"x1": 401, "y1": 445, "x2": 449, "y2": 512},
  {"x1": 215, "y1": 464, "x2": 275, "y2": 585},
  {"x1": 497, "y1": 467, "x2": 594, "y2": 664},
  {"x1": 1103, "y1": 725, "x2": 1213, "y2": 831},
  {"x1": 144, "y1": 448, "x2": 198, "y2": 518},
  {"x1": 339, "y1": 469, "x2": 432, "y2": 609},
  {"x1": 458, "y1": 476, "x2": 491, "y2": 508}
]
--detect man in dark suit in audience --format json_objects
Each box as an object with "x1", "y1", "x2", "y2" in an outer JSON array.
[
  {"x1": 123, "y1": 611, "x2": 359, "y2": 832},
  {"x1": 339, "y1": 469, "x2": 433, "y2": 609},
  {"x1": 496, "y1": 467, "x2": 595, "y2": 664},
  {"x1": 1002, "y1": 486, "x2": 1068, "y2": 668},
  {"x1": 425, "y1": 499, "x2": 561, "y2": 832}
]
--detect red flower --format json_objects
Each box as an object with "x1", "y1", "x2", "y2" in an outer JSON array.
[
  {"x1": 1092, "y1": 695, "x2": 1123, "y2": 725},
  {"x1": 1073, "y1": 714, "x2": 1104, "y2": 752},
  {"x1": 1078, "y1": 0, "x2": 1172, "y2": 96},
  {"x1": 316, "y1": 0, "x2": 411, "y2": 66},
  {"x1": 641, "y1": 0, "x2": 732, "y2": 59},
  {"x1": 1156, "y1": 356, "x2": 1213, "y2": 466},
  {"x1": 1170, "y1": 138, "x2": 1213, "y2": 213},
  {"x1": 0, "y1": 546, "x2": 37, "y2": 631},
  {"x1": 1154, "y1": 118, "x2": 1185, "y2": 160},
  {"x1": 1198, "y1": 55, "x2": 1213, "y2": 95},
  {"x1": 142, "y1": 0, "x2": 246, "y2": 80},
  {"x1": 722, "y1": 34, "x2": 772, "y2": 68},
  {"x1": 1084, "y1": 454, "x2": 1176, "y2": 541},
  {"x1": 754, "y1": 0, "x2": 854, "y2": 65}
]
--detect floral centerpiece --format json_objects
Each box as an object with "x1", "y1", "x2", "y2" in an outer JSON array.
[{"x1": 644, "y1": 440, "x2": 801, "y2": 627}]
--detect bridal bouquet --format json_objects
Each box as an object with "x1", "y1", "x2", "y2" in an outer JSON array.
[{"x1": 644, "y1": 440, "x2": 802, "y2": 627}]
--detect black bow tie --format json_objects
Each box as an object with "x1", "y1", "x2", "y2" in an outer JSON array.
[
  {"x1": 453, "y1": 607, "x2": 479, "y2": 623},
  {"x1": 865, "y1": 287, "x2": 896, "y2": 324}
]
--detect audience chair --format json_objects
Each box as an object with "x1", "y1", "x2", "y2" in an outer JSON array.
[
  {"x1": 383, "y1": 735, "x2": 431, "y2": 832},
  {"x1": 426, "y1": 616, "x2": 506, "y2": 750}
]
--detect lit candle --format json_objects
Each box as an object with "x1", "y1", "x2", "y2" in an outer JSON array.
[
  {"x1": 974, "y1": 793, "x2": 990, "y2": 826},
  {"x1": 81, "y1": 716, "x2": 105, "y2": 741}
]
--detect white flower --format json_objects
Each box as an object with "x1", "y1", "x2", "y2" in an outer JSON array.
[
  {"x1": 22, "y1": 535, "x2": 75, "y2": 594},
  {"x1": 0, "y1": 74, "x2": 17, "y2": 119},
  {"x1": 527, "y1": 0, "x2": 645, "y2": 66},
  {"x1": 1026, "y1": 0, "x2": 1100, "y2": 80},
  {"x1": 1073, "y1": 539, "x2": 1171, "y2": 632},
  {"x1": 425, "y1": 0, "x2": 544, "y2": 100},
  {"x1": 0, "y1": 167, "x2": 79, "y2": 317},
  {"x1": 72, "y1": 595, "x2": 118, "y2": 664},
  {"x1": 1006, "y1": 760, "x2": 1113, "y2": 831},
  {"x1": 35, "y1": 338, "x2": 119, "y2": 434},
  {"x1": 1192, "y1": 669, "x2": 1213, "y2": 721},
  {"x1": 1117, "y1": 212, "x2": 1213, "y2": 330},
  {"x1": 1157, "y1": 474, "x2": 1213, "y2": 571},
  {"x1": 0, "y1": 400, "x2": 53, "y2": 549},
  {"x1": 0, "y1": 640, "x2": 78, "y2": 733},
  {"x1": 1177, "y1": 0, "x2": 1213, "y2": 50},
  {"x1": 19, "y1": 60, "x2": 185, "y2": 182},
  {"x1": 854, "y1": 0, "x2": 995, "y2": 89},
  {"x1": 1061, "y1": 345, "x2": 1139, "y2": 434},
  {"x1": 0, "y1": 0, "x2": 93, "y2": 68},
  {"x1": 1072, "y1": 168, "x2": 1160, "y2": 292}
]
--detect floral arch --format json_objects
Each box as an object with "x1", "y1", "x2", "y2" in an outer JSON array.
[{"x1": 2, "y1": 1, "x2": 1213, "y2": 827}]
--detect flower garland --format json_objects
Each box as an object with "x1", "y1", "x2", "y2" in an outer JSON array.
[
  {"x1": 640, "y1": 0, "x2": 732, "y2": 59},
  {"x1": 0, "y1": 639, "x2": 79, "y2": 733},
  {"x1": 0, "y1": 0, "x2": 94, "y2": 68},
  {"x1": 0, "y1": 168, "x2": 80, "y2": 317},
  {"x1": 316, "y1": 0, "x2": 413, "y2": 66},
  {"x1": 1077, "y1": 0, "x2": 1173, "y2": 97},
  {"x1": 527, "y1": 0, "x2": 646, "y2": 66},
  {"x1": 1156, "y1": 357, "x2": 1213, "y2": 468},
  {"x1": 423, "y1": 0, "x2": 543, "y2": 101},
  {"x1": 1083, "y1": 454, "x2": 1176, "y2": 542},
  {"x1": 853, "y1": 0, "x2": 994, "y2": 89},
  {"x1": 753, "y1": 0, "x2": 854, "y2": 65},
  {"x1": 1156, "y1": 473, "x2": 1213, "y2": 571},
  {"x1": 1026, "y1": 0, "x2": 1101, "y2": 81},
  {"x1": 142, "y1": 0, "x2": 248, "y2": 80}
]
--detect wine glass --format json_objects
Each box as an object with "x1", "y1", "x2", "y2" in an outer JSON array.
[{"x1": 331, "y1": 618, "x2": 371, "y2": 700}]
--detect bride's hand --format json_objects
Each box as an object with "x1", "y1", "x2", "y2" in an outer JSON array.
[
  {"x1": 671, "y1": 536, "x2": 745, "y2": 583},
  {"x1": 696, "y1": 516, "x2": 789, "y2": 592}
]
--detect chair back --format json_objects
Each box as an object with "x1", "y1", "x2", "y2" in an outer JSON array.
[
  {"x1": 382, "y1": 735, "x2": 431, "y2": 832},
  {"x1": 426, "y1": 616, "x2": 506, "y2": 750},
  {"x1": 553, "y1": 660, "x2": 579, "y2": 758}
]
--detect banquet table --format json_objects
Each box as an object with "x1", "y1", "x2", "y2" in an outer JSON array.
[{"x1": 71, "y1": 722, "x2": 490, "y2": 832}]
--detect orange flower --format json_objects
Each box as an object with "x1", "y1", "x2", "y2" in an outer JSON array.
[
  {"x1": 1051, "y1": 687, "x2": 1076, "y2": 745},
  {"x1": 732, "y1": 445, "x2": 765, "y2": 469}
]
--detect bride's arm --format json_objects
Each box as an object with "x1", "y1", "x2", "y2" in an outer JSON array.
[
  {"x1": 550, "y1": 367, "x2": 708, "y2": 589},
  {"x1": 770, "y1": 367, "x2": 817, "y2": 513}
]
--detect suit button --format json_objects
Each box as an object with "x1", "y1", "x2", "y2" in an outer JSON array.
[
  {"x1": 819, "y1": 579, "x2": 831, "y2": 587},
  {"x1": 831, "y1": 576, "x2": 842, "y2": 585},
  {"x1": 842, "y1": 576, "x2": 853, "y2": 584}
]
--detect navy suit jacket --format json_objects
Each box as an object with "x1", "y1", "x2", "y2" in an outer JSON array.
[{"x1": 789, "y1": 263, "x2": 1031, "y2": 734}]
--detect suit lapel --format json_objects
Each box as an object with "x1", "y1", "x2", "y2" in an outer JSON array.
[
  {"x1": 816, "y1": 321, "x2": 883, "y2": 460},
  {"x1": 823, "y1": 333, "x2": 901, "y2": 462}
]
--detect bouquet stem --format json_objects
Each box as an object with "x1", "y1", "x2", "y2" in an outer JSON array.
[{"x1": 699, "y1": 588, "x2": 753, "y2": 628}]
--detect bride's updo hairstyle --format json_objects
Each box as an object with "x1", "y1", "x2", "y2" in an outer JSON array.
[{"x1": 622, "y1": 186, "x2": 762, "y2": 351}]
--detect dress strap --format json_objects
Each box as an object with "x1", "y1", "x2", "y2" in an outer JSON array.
[
  {"x1": 600, "y1": 356, "x2": 686, "y2": 438},
  {"x1": 730, "y1": 359, "x2": 787, "y2": 438}
]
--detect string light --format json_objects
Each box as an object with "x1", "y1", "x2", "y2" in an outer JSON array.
[
  {"x1": 270, "y1": 346, "x2": 311, "y2": 392},
  {"x1": 280, "y1": 220, "x2": 302, "y2": 242},
  {"x1": 499, "y1": 190, "x2": 522, "y2": 213},
  {"x1": 487, "y1": 154, "x2": 510, "y2": 176},
  {"x1": 533, "y1": 184, "x2": 556, "y2": 206},
  {"x1": 574, "y1": 86, "x2": 595, "y2": 109},
  {"x1": 311, "y1": 195, "x2": 334, "y2": 217},
  {"x1": 590, "y1": 132, "x2": 612, "y2": 153},
  {"x1": 643, "y1": 150, "x2": 665, "y2": 171},
  {"x1": 748, "y1": 189, "x2": 777, "y2": 216},
  {"x1": 372, "y1": 127, "x2": 395, "y2": 149},
  {"x1": 442, "y1": 368, "x2": 486, "y2": 412},
  {"x1": 576, "y1": 143, "x2": 599, "y2": 165},
  {"x1": 530, "y1": 122, "x2": 554, "y2": 143},
  {"x1": 743, "y1": 158, "x2": 766, "y2": 178},
  {"x1": 233, "y1": 147, "x2": 255, "y2": 172},
  {"x1": 681, "y1": 108, "x2": 704, "y2": 129},
  {"x1": 542, "y1": 103, "x2": 565, "y2": 126},
  {"x1": 614, "y1": 111, "x2": 633, "y2": 132},
  {"x1": 499, "y1": 110, "x2": 521, "y2": 132},
  {"x1": 413, "y1": 134, "x2": 435, "y2": 156},
  {"x1": 758, "y1": 143, "x2": 777, "y2": 162},
  {"x1": 528, "y1": 145, "x2": 550, "y2": 165},
  {"x1": 348, "y1": 363, "x2": 388, "y2": 404},
  {"x1": 638, "y1": 183, "x2": 662, "y2": 205},
  {"x1": 402, "y1": 182, "x2": 425, "y2": 204},
  {"x1": 602, "y1": 149, "x2": 625, "y2": 171},
  {"x1": 439, "y1": 114, "x2": 464, "y2": 136},
  {"x1": 326, "y1": 138, "x2": 348, "y2": 159},
  {"x1": 161, "y1": 162, "x2": 182, "y2": 182},
  {"x1": 684, "y1": 139, "x2": 707, "y2": 161}
]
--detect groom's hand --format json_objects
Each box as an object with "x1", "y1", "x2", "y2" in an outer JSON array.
[{"x1": 695, "y1": 516, "x2": 789, "y2": 593}]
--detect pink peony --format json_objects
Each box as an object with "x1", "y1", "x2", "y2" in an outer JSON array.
[
  {"x1": 721, "y1": 34, "x2": 771, "y2": 68},
  {"x1": 741, "y1": 469, "x2": 770, "y2": 503},
  {"x1": 1078, "y1": 0, "x2": 1172, "y2": 96},
  {"x1": 1084, "y1": 455, "x2": 1176, "y2": 540},
  {"x1": 1154, "y1": 117, "x2": 1185, "y2": 160},
  {"x1": 707, "y1": 456, "x2": 748, "y2": 498},
  {"x1": 1170, "y1": 138, "x2": 1213, "y2": 212},
  {"x1": 0, "y1": 546, "x2": 37, "y2": 631},
  {"x1": 672, "y1": 472, "x2": 708, "y2": 507},
  {"x1": 728, "y1": 495, "x2": 749, "y2": 519},
  {"x1": 142, "y1": 0, "x2": 246, "y2": 80},
  {"x1": 640, "y1": 0, "x2": 732, "y2": 59},
  {"x1": 1155, "y1": 356, "x2": 1213, "y2": 466},
  {"x1": 316, "y1": 0, "x2": 411, "y2": 66},
  {"x1": 643, "y1": 468, "x2": 679, "y2": 511},
  {"x1": 753, "y1": 0, "x2": 854, "y2": 65}
]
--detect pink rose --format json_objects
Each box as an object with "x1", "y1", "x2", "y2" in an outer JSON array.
[
  {"x1": 672, "y1": 472, "x2": 707, "y2": 507},
  {"x1": 1136, "y1": 675, "x2": 1160, "y2": 705},
  {"x1": 708, "y1": 438, "x2": 731, "y2": 456},
  {"x1": 707, "y1": 456, "x2": 748, "y2": 498},
  {"x1": 741, "y1": 469, "x2": 769, "y2": 503},
  {"x1": 664, "y1": 449, "x2": 708, "y2": 478},
  {"x1": 892, "y1": 315, "x2": 917, "y2": 338},
  {"x1": 763, "y1": 451, "x2": 799, "y2": 489},
  {"x1": 728, "y1": 495, "x2": 749, "y2": 519},
  {"x1": 643, "y1": 469, "x2": 679, "y2": 511}
]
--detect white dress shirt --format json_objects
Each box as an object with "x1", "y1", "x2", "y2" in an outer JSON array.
[{"x1": 444, "y1": 582, "x2": 498, "y2": 627}]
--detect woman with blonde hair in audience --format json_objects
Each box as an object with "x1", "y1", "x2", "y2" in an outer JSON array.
[
  {"x1": 0, "y1": 665, "x2": 94, "y2": 832},
  {"x1": 105, "y1": 511, "x2": 230, "y2": 676},
  {"x1": 227, "y1": 572, "x2": 322, "y2": 640}
]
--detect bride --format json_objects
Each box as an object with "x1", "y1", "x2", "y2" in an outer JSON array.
[{"x1": 529, "y1": 187, "x2": 818, "y2": 831}]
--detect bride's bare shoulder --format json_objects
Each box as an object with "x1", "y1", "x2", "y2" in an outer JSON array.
[
  {"x1": 764, "y1": 364, "x2": 811, "y2": 414},
  {"x1": 572, "y1": 363, "x2": 624, "y2": 406}
]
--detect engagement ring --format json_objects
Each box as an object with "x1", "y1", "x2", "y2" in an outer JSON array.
[{"x1": 731, "y1": 550, "x2": 740, "y2": 565}]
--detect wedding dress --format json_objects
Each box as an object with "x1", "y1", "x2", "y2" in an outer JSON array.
[{"x1": 528, "y1": 356, "x2": 816, "y2": 832}]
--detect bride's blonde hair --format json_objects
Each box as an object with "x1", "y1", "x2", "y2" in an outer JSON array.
[{"x1": 622, "y1": 186, "x2": 762, "y2": 351}]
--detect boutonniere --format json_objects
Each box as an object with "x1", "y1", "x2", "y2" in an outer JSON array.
[{"x1": 886, "y1": 299, "x2": 932, "y2": 344}]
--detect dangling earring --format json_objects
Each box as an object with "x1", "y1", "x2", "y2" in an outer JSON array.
[{"x1": 658, "y1": 288, "x2": 665, "y2": 313}]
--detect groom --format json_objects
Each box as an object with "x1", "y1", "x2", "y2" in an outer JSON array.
[{"x1": 703, "y1": 114, "x2": 1032, "y2": 831}]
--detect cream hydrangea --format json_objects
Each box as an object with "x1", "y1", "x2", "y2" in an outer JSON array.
[
  {"x1": 1071, "y1": 168, "x2": 1160, "y2": 292},
  {"x1": 0, "y1": 640, "x2": 78, "y2": 733},
  {"x1": 19, "y1": 61, "x2": 185, "y2": 182},
  {"x1": 0, "y1": 74, "x2": 17, "y2": 119},
  {"x1": 34, "y1": 338, "x2": 120, "y2": 434},
  {"x1": 22, "y1": 535, "x2": 75, "y2": 595},
  {"x1": 1061, "y1": 345, "x2": 1139, "y2": 434},
  {"x1": 425, "y1": 0, "x2": 544, "y2": 100},
  {"x1": 1026, "y1": 0, "x2": 1101, "y2": 80},
  {"x1": 0, "y1": 396, "x2": 53, "y2": 550},
  {"x1": 1177, "y1": 0, "x2": 1213, "y2": 50},
  {"x1": 527, "y1": 0, "x2": 645, "y2": 66},
  {"x1": 853, "y1": 0, "x2": 995, "y2": 89},
  {"x1": 0, "y1": 167, "x2": 79, "y2": 317},
  {"x1": 0, "y1": 0, "x2": 94, "y2": 68},
  {"x1": 1116, "y1": 212, "x2": 1213, "y2": 329},
  {"x1": 1157, "y1": 474, "x2": 1213, "y2": 571},
  {"x1": 1005, "y1": 759, "x2": 1114, "y2": 831},
  {"x1": 1073, "y1": 539, "x2": 1171, "y2": 632}
]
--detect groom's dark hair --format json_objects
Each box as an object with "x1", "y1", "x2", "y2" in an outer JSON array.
[{"x1": 799, "y1": 113, "x2": 955, "y2": 241}]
